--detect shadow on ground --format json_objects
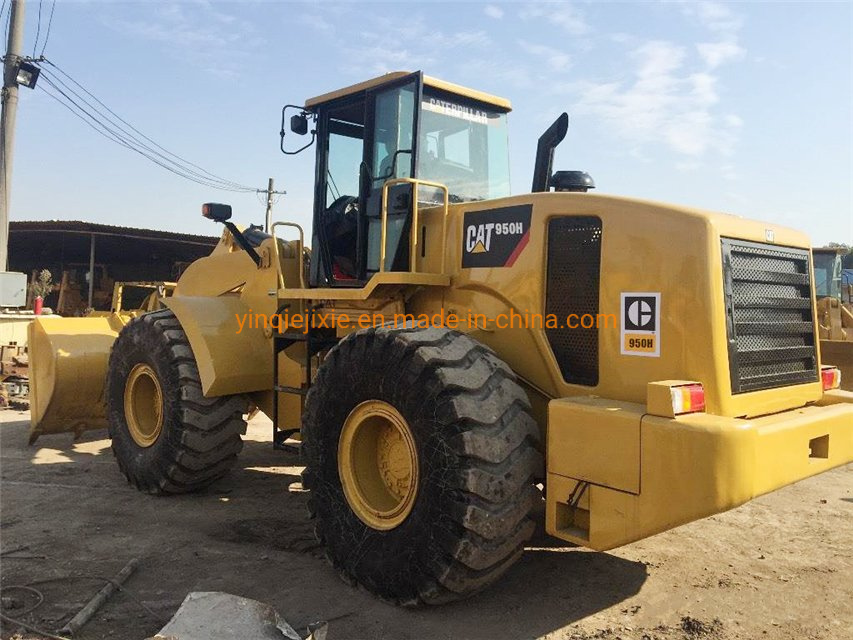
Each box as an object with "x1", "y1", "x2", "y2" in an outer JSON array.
[{"x1": 1, "y1": 415, "x2": 647, "y2": 639}]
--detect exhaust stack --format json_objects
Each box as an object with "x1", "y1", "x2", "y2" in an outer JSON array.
[{"x1": 531, "y1": 113, "x2": 569, "y2": 193}]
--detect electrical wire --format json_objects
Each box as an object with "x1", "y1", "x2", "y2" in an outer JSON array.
[
  {"x1": 0, "y1": 613, "x2": 70, "y2": 640},
  {"x1": 37, "y1": 78, "x2": 255, "y2": 193},
  {"x1": 34, "y1": 59, "x2": 261, "y2": 193},
  {"x1": 0, "y1": 585, "x2": 44, "y2": 617},
  {"x1": 0, "y1": 584, "x2": 68, "y2": 640},
  {"x1": 2, "y1": 0, "x2": 10, "y2": 48},
  {"x1": 0, "y1": 574, "x2": 164, "y2": 640},
  {"x1": 40, "y1": 59, "x2": 256, "y2": 191},
  {"x1": 39, "y1": 0, "x2": 56, "y2": 57},
  {"x1": 32, "y1": 0, "x2": 42, "y2": 57},
  {"x1": 37, "y1": 67, "x2": 256, "y2": 191},
  {"x1": 255, "y1": 190, "x2": 284, "y2": 207},
  {"x1": 40, "y1": 72, "x2": 255, "y2": 192},
  {"x1": 37, "y1": 88, "x2": 251, "y2": 194}
]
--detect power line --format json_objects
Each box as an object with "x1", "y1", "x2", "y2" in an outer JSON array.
[
  {"x1": 37, "y1": 66, "x2": 253, "y2": 190},
  {"x1": 31, "y1": 0, "x2": 41, "y2": 57},
  {"x1": 38, "y1": 66, "x2": 255, "y2": 191},
  {"x1": 38, "y1": 80, "x2": 234, "y2": 191},
  {"x1": 37, "y1": 76, "x2": 258, "y2": 193},
  {"x1": 38, "y1": 0, "x2": 54, "y2": 57},
  {"x1": 40, "y1": 59, "x2": 256, "y2": 191},
  {"x1": 34, "y1": 59, "x2": 262, "y2": 193},
  {"x1": 44, "y1": 60, "x2": 251, "y2": 189},
  {"x1": 2, "y1": 1, "x2": 10, "y2": 46}
]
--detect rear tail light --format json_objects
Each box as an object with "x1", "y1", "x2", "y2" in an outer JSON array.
[
  {"x1": 670, "y1": 383, "x2": 705, "y2": 415},
  {"x1": 821, "y1": 366, "x2": 841, "y2": 391}
]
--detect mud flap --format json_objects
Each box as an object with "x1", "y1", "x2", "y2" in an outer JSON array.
[{"x1": 28, "y1": 315, "x2": 127, "y2": 443}]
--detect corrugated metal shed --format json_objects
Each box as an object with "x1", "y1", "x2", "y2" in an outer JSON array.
[
  {"x1": 11, "y1": 219, "x2": 218, "y2": 244},
  {"x1": 8, "y1": 220, "x2": 220, "y2": 313}
]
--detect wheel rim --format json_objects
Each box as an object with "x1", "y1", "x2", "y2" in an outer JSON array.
[
  {"x1": 124, "y1": 363, "x2": 164, "y2": 448},
  {"x1": 338, "y1": 400, "x2": 419, "y2": 531}
]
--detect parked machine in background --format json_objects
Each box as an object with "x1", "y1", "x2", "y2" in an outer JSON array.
[
  {"x1": 813, "y1": 246, "x2": 853, "y2": 390},
  {"x1": 1, "y1": 272, "x2": 33, "y2": 408},
  {"x1": 28, "y1": 72, "x2": 853, "y2": 605}
]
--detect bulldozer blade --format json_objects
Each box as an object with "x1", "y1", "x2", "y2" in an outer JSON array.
[
  {"x1": 28, "y1": 315, "x2": 127, "y2": 443},
  {"x1": 821, "y1": 339, "x2": 853, "y2": 391}
]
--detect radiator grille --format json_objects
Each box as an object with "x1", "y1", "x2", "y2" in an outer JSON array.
[
  {"x1": 722, "y1": 239, "x2": 818, "y2": 393},
  {"x1": 545, "y1": 217, "x2": 602, "y2": 386}
]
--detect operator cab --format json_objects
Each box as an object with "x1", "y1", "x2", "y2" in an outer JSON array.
[{"x1": 294, "y1": 72, "x2": 512, "y2": 287}]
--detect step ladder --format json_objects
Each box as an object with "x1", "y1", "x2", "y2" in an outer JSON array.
[{"x1": 271, "y1": 305, "x2": 339, "y2": 450}]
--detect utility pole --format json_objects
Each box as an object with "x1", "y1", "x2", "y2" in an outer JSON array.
[
  {"x1": 264, "y1": 177, "x2": 274, "y2": 233},
  {"x1": 0, "y1": 0, "x2": 24, "y2": 271},
  {"x1": 262, "y1": 177, "x2": 286, "y2": 233}
]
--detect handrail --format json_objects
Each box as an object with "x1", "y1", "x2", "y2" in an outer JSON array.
[
  {"x1": 111, "y1": 281, "x2": 176, "y2": 313},
  {"x1": 380, "y1": 178, "x2": 450, "y2": 274},
  {"x1": 271, "y1": 221, "x2": 306, "y2": 289}
]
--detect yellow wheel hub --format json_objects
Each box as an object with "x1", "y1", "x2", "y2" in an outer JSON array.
[
  {"x1": 338, "y1": 400, "x2": 419, "y2": 531},
  {"x1": 124, "y1": 363, "x2": 164, "y2": 448}
]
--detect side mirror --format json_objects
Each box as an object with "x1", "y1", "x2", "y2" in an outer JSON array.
[
  {"x1": 290, "y1": 114, "x2": 308, "y2": 136},
  {"x1": 281, "y1": 105, "x2": 316, "y2": 155},
  {"x1": 202, "y1": 203, "x2": 232, "y2": 222}
]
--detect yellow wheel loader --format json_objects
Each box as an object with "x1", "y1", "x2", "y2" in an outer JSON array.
[
  {"x1": 813, "y1": 247, "x2": 853, "y2": 390},
  {"x1": 28, "y1": 72, "x2": 853, "y2": 605}
]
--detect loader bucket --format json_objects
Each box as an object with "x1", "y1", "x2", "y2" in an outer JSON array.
[{"x1": 28, "y1": 315, "x2": 127, "y2": 443}]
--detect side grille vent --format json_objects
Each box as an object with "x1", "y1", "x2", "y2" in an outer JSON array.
[
  {"x1": 545, "y1": 216, "x2": 602, "y2": 386},
  {"x1": 722, "y1": 239, "x2": 818, "y2": 393}
]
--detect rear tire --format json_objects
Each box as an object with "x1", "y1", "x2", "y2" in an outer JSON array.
[
  {"x1": 302, "y1": 327, "x2": 543, "y2": 605},
  {"x1": 106, "y1": 309, "x2": 247, "y2": 494}
]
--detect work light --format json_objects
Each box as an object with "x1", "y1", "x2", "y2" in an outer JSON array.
[{"x1": 15, "y1": 61, "x2": 40, "y2": 89}]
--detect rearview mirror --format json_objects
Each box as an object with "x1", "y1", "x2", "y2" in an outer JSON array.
[
  {"x1": 290, "y1": 114, "x2": 308, "y2": 136},
  {"x1": 281, "y1": 105, "x2": 316, "y2": 155}
]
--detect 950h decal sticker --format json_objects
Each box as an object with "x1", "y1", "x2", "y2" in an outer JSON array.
[
  {"x1": 462, "y1": 205, "x2": 532, "y2": 268},
  {"x1": 620, "y1": 292, "x2": 661, "y2": 357}
]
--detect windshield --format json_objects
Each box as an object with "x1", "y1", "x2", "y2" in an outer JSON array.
[{"x1": 417, "y1": 89, "x2": 510, "y2": 202}]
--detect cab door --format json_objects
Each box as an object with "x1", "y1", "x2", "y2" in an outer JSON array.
[
  {"x1": 309, "y1": 95, "x2": 367, "y2": 286},
  {"x1": 358, "y1": 73, "x2": 421, "y2": 278}
]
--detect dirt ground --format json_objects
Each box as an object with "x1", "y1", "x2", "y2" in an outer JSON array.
[{"x1": 1, "y1": 410, "x2": 851, "y2": 640}]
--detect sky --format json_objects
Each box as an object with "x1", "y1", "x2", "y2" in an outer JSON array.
[{"x1": 9, "y1": 0, "x2": 853, "y2": 245}]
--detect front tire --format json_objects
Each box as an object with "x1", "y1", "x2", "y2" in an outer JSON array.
[
  {"x1": 106, "y1": 309, "x2": 247, "y2": 494},
  {"x1": 302, "y1": 327, "x2": 543, "y2": 605}
]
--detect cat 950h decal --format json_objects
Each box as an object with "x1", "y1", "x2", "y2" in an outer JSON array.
[{"x1": 462, "y1": 205, "x2": 532, "y2": 268}]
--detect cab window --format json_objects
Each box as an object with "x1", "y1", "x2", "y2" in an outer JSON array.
[{"x1": 417, "y1": 89, "x2": 511, "y2": 202}]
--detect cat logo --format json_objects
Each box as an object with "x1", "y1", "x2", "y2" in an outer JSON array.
[
  {"x1": 462, "y1": 205, "x2": 532, "y2": 268},
  {"x1": 620, "y1": 292, "x2": 661, "y2": 357},
  {"x1": 466, "y1": 224, "x2": 490, "y2": 253},
  {"x1": 466, "y1": 222, "x2": 524, "y2": 254}
]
